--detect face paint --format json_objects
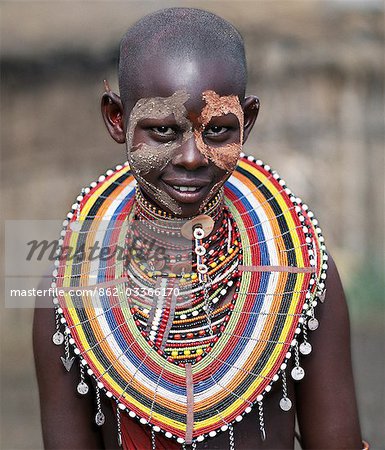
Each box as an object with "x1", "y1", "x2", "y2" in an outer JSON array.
[
  {"x1": 195, "y1": 90, "x2": 244, "y2": 212},
  {"x1": 126, "y1": 90, "x2": 193, "y2": 214},
  {"x1": 194, "y1": 90, "x2": 244, "y2": 172}
]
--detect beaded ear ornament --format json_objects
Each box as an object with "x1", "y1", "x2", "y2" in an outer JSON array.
[{"x1": 51, "y1": 154, "x2": 327, "y2": 449}]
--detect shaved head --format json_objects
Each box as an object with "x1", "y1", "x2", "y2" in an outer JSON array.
[{"x1": 118, "y1": 8, "x2": 247, "y2": 107}]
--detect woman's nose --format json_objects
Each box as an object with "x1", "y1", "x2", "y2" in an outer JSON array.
[{"x1": 172, "y1": 136, "x2": 209, "y2": 170}]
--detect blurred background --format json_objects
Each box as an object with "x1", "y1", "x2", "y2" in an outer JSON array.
[{"x1": 1, "y1": 0, "x2": 384, "y2": 448}]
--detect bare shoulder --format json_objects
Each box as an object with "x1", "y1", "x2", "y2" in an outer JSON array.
[
  {"x1": 295, "y1": 255, "x2": 363, "y2": 449},
  {"x1": 33, "y1": 276, "x2": 104, "y2": 449}
]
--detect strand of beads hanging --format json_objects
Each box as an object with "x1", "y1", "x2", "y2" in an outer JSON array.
[{"x1": 124, "y1": 204, "x2": 242, "y2": 367}]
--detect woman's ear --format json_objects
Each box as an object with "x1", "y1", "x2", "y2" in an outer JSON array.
[
  {"x1": 101, "y1": 80, "x2": 125, "y2": 144},
  {"x1": 242, "y1": 96, "x2": 260, "y2": 144}
]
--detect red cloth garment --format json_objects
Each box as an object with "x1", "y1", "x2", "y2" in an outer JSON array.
[{"x1": 113, "y1": 402, "x2": 181, "y2": 450}]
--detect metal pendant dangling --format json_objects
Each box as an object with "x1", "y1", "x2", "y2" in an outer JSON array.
[
  {"x1": 77, "y1": 364, "x2": 89, "y2": 395},
  {"x1": 279, "y1": 370, "x2": 292, "y2": 411},
  {"x1": 95, "y1": 385, "x2": 105, "y2": 426},
  {"x1": 52, "y1": 307, "x2": 64, "y2": 345},
  {"x1": 299, "y1": 326, "x2": 312, "y2": 356},
  {"x1": 228, "y1": 424, "x2": 235, "y2": 450},
  {"x1": 151, "y1": 427, "x2": 156, "y2": 450},
  {"x1": 258, "y1": 400, "x2": 266, "y2": 441},
  {"x1": 61, "y1": 333, "x2": 75, "y2": 371},
  {"x1": 116, "y1": 406, "x2": 122, "y2": 447},
  {"x1": 291, "y1": 342, "x2": 305, "y2": 381}
]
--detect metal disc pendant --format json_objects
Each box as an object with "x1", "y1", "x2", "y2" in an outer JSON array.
[
  {"x1": 299, "y1": 341, "x2": 312, "y2": 355},
  {"x1": 95, "y1": 411, "x2": 105, "y2": 426},
  {"x1": 279, "y1": 397, "x2": 292, "y2": 411},
  {"x1": 52, "y1": 330, "x2": 64, "y2": 345},
  {"x1": 181, "y1": 215, "x2": 214, "y2": 240},
  {"x1": 77, "y1": 381, "x2": 89, "y2": 395},
  {"x1": 70, "y1": 221, "x2": 82, "y2": 232},
  {"x1": 308, "y1": 317, "x2": 319, "y2": 331},
  {"x1": 291, "y1": 366, "x2": 305, "y2": 381}
]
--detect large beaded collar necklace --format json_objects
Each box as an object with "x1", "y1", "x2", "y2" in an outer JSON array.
[{"x1": 51, "y1": 153, "x2": 327, "y2": 449}]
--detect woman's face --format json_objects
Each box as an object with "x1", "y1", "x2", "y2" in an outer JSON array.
[{"x1": 126, "y1": 88, "x2": 244, "y2": 218}]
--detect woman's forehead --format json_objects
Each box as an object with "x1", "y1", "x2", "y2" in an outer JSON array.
[{"x1": 123, "y1": 56, "x2": 244, "y2": 113}]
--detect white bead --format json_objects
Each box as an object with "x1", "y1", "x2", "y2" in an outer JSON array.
[
  {"x1": 106, "y1": 391, "x2": 113, "y2": 398},
  {"x1": 139, "y1": 418, "x2": 147, "y2": 425},
  {"x1": 192, "y1": 310, "x2": 199, "y2": 316},
  {"x1": 106, "y1": 169, "x2": 114, "y2": 176},
  {"x1": 286, "y1": 352, "x2": 292, "y2": 359},
  {"x1": 76, "y1": 195, "x2": 83, "y2": 202},
  {"x1": 209, "y1": 431, "x2": 217, "y2": 437},
  {"x1": 71, "y1": 203, "x2": 78, "y2": 210},
  {"x1": 256, "y1": 159, "x2": 263, "y2": 166},
  {"x1": 197, "y1": 435, "x2": 204, "y2": 442},
  {"x1": 220, "y1": 289, "x2": 227, "y2": 295},
  {"x1": 279, "y1": 179, "x2": 285, "y2": 186},
  {"x1": 128, "y1": 411, "x2": 136, "y2": 418},
  {"x1": 247, "y1": 155, "x2": 254, "y2": 161},
  {"x1": 177, "y1": 437, "x2": 185, "y2": 444},
  {"x1": 116, "y1": 165, "x2": 123, "y2": 171},
  {"x1": 273, "y1": 374, "x2": 279, "y2": 381},
  {"x1": 180, "y1": 314, "x2": 187, "y2": 320},
  {"x1": 264, "y1": 165, "x2": 270, "y2": 171},
  {"x1": 235, "y1": 415, "x2": 243, "y2": 422},
  {"x1": 68, "y1": 337, "x2": 74, "y2": 344},
  {"x1": 291, "y1": 339, "x2": 297, "y2": 346},
  {"x1": 97, "y1": 382, "x2": 104, "y2": 389},
  {"x1": 256, "y1": 394, "x2": 263, "y2": 402},
  {"x1": 245, "y1": 406, "x2": 252, "y2": 413},
  {"x1": 153, "y1": 426, "x2": 161, "y2": 432},
  {"x1": 221, "y1": 425, "x2": 229, "y2": 431},
  {"x1": 90, "y1": 182, "x2": 97, "y2": 188},
  {"x1": 84, "y1": 187, "x2": 90, "y2": 194},
  {"x1": 87, "y1": 368, "x2": 93, "y2": 376},
  {"x1": 52, "y1": 298, "x2": 59, "y2": 305},
  {"x1": 118, "y1": 403, "x2": 125, "y2": 410},
  {"x1": 295, "y1": 327, "x2": 301, "y2": 334},
  {"x1": 265, "y1": 385, "x2": 272, "y2": 392},
  {"x1": 67, "y1": 212, "x2": 73, "y2": 219},
  {"x1": 98, "y1": 175, "x2": 106, "y2": 182},
  {"x1": 280, "y1": 363, "x2": 287, "y2": 370},
  {"x1": 60, "y1": 317, "x2": 66, "y2": 324}
]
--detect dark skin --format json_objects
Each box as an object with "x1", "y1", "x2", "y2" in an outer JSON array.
[{"x1": 33, "y1": 55, "x2": 363, "y2": 449}]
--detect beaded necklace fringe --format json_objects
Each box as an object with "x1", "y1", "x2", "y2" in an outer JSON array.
[{"x1": 51, "y1": 154, "x2": 328, "y2": 449}]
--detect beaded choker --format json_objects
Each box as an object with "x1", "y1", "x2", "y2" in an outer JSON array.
[{"x1": 52, "y1": 155, "x2": 327, "y2": 449}]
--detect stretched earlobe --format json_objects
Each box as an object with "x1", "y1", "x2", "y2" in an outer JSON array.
[
  {"x1": 242, "y1": 96, "x2": 260, "y2": 144},
  {"x1": 101, "y1": 80, "x2": 126, "y2": 144}
]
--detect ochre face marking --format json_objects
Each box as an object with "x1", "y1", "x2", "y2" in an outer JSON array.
[
  {"x1": 126, "y1": 90, "x2": 192, "y2": 214},
  {"x1": 195, "y1": 90, "x2": 244, "y2": 172}
]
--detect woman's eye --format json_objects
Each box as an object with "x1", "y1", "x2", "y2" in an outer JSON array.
[
  {"x1": 204, "y1": 126, "x2": 229, "y2": 136},
  {"x1": 151, "y1": 126, "x2": 176, "y2": 136}
]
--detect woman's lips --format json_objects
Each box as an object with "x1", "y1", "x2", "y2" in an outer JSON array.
[{"x1": 160, "y1": 179, "x2": 208, "y2": 203}]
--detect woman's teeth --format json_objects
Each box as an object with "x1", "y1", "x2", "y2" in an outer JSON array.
[{"x1": 172, "y1": 186, "x2": 199, "y2": 192}]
